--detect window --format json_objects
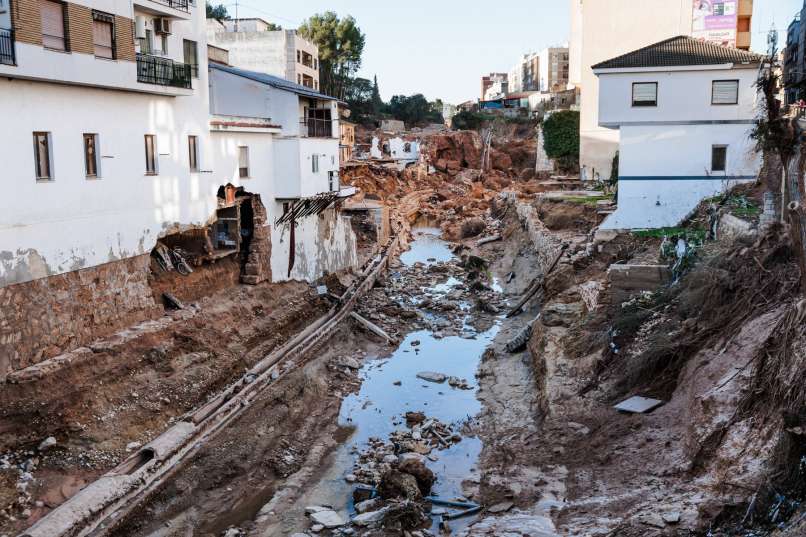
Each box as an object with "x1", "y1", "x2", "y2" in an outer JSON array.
[
  {"x1": 312, "y1": 154, "x2": 319, "y2": 173},
  {"x1": 238, "y1": 146, "x2": 249, "y2": 178},
  {"x1": 297, "y1": 74, "x2": 301, "y2": 85},
  {"x1": 84, "y1": 133, "x2": 100, "y2": 178},
  {"x1": 712, "y1": 80, "x2": 739, "y2": 105},
  {"x1": 92, "y1": 11, "x2": 115, "y2": 59},
  {"x1": 140, "y1": 29, "x2": 152, "y2": 54},
  {"x1": 712, "y1": 145, "x2": 727, "y2": 172},
  {"x1": 160, "y1": 34, "x2": 168, "y2": 55},
  {"x1": 188, "y1": 135, "x2": 198, "y2": 171},
  {"x1": 632, "y1": 82, "x2": 658, "y2": 107},
  {"x1": 329, "y1": 170, "x2": 339, "y2": 191},
  {"x1": 296, "y1": 50, "x2": 300, "y2": 63},
  {"x1": 183, "y1": 39, "x2": 198, "y2": 77},
  {"x1": 33, "y1": 132, "x2": 53, "y2": 180},
  {"x1": 144, "y1": 135, "x2": 157, "y2": 175},
  {"x1": 41, "y1": 0, "x2": 67, "y2": 51}
]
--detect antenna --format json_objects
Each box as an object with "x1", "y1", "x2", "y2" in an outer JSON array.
[{"x1": 767, "y1": 22, "x2": 778, "y2": 58}]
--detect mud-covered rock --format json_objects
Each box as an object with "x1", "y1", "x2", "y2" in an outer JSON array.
[
  {"x1": 541, "y1": 302, "x2": 584, "y2": 327},
  {"x1": 379, "y1": 469, "x2": 422, "y2": 501},
  {"x1": 398, "y1": 457, "x2": 435, "y2": 495}
]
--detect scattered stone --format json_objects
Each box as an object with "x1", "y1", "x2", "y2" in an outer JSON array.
[
  {"x1": 345, "y1": 474, "x2": 357, "y2": 483},
  {"x1": 487, "y1": 501, "x2": 514, "y2": 514},
  {"x1": 352, "y1": 508, "x2": 389, "y2": 527},
  {"x1": 398, "y1": 457, "x2": 435, "y2": 495},
  {"x1": 309, "y1": 509, "x2": 346, "y2": 528},
  {"x1": 126, "y1": 442, "x2": 142, "y2": 452},
  {"x1": 37, "y1": 437, "x2": 57, "y2": 451},
  {"x1": 405, "y1": 412, "x2": 426, "y2": 425},
  {"x1": 393, "y1": 380, "x2": 402, "y2": 386},
  {"x1": 662, "y1": 512, "x2": 681, "y2": 525},
  {"x1": 305, "y1": 506, "x2": 329, "y2": 515},
  {"x1": 340, "y1": 357, "x2": 361, "y2": 370},
  {"x1": 416, "y1": 371, "x2": 447, "y2": 383},
  {"x1": 379, "y1": 470, "x2": 421, "y2": 501},
  {"x1": 447, "y1": 376, "x2": 471, "y2": 390},
  {"x1": 310, "y1": 524, "x2": 324, "y2": 533},
  {"x1": 354, "y1": 498, "x2": 381, "y2": 514}
]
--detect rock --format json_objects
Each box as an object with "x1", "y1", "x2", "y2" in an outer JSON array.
[
  {"x1": 399, "y1": 452, "x2": 427, "y2": 464},
  {"x1": 416, "y1": 371, "x2": 447, "y2": 383},
  {"x1": 379, "y1": 470, "x2": 422, "y2": 501},
  {"x1": 305, "y1": 506, "x2": 329, "y2": 515},
  {"x1": 125, "y1": 441, "x2": 142, "y2": 452},
  {"x1": 345, "y1": 474, "x2": 357, "y2": 483},
  {"x1": 460, "y1": 218, "x2": 486, "y2": 239},
  {"x1": 662, "y1": 512, "x2": 681, "y2": 524},
  {"x1": 487, "y1": 501, "x2": 514, "y2": 514},
  {"x1": 309, "y1": 509, "x2": 346, "y2": 529},
  {"x1": 398, "y1": 458, "x2": 435, "y2": 495},
  {"x1": 405, "y1": 411, "x2": 426, "y2": 425},
  {"x1": 448, "y1": 376, "x2": 471, "y2": 389},
  {"x1": 290, "y1": 534, "x2": 311, "y2": 537},
  {"x1": 382, "y1": 454, "x2": 399, "y2": 464},
  {"x1": 340, "y1": 357, "x2": 360, "y2": 369},
  {"x1": 354, "y1": 498, "x2": 381, "y2": 514},
  {"x1": 310, "y1": 524, "x2": 324, "y2": 533},
  {"x1": 38, "y1": 437, "x2": 57, "y2": 451},
  {"x1": 352, "y1": 508, "x2": 389, "y2": 527}
]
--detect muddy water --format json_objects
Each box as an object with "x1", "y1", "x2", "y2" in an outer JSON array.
[{"x1": 295, "y1": 227, "x2": 501, "y2": 531}]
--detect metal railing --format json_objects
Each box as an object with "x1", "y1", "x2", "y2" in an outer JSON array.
[
  {"x1": 145, "y1": 0, "x2": 189, "y2": 12},
  {"x1": 0, "y1": 28, "x2": 15, "y2": 66},
  {"x1": 136, "y1": 54, "x2": 192, "y2": 89},
  {"x1": 300, "y1": 117, "x2": 334, "y2": 138}
]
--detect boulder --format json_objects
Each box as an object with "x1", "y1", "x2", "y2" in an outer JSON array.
[
  {"x1": 398, "y1": 458, "x2": 435, "y2": 495},
  {"x1": 309, "y1": 510, "x2": 346, "y2": 528},
  {"x1": 379, "y1": 470, "x2": 422, "y2": 501}
]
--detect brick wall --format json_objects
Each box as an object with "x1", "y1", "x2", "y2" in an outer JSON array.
[
  {"x1": 13, "y1": 0, "x2": 43, "y2": 46},
  {"x1": 0, "y1": 254, "x2": 162, "y2": 380},
  {"x1": 115, "y1": 15, "x2": 135, "y2": 61},
  {"x1": 66, "y1": 2, "x2": 92, "y2": 54}
]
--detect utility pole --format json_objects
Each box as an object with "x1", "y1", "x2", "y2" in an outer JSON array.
[{"x1": 234, "y1": 0, "x2": 239, "y2": 31}]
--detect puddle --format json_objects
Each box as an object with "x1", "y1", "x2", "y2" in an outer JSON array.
[
  {"x1": 400, "y1": 227, "x2": 454, "y2": 266},
  {"x1": 293, "y1": 228, "x2": 501, "y2": 533}
]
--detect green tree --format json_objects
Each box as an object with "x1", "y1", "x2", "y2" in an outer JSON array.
[
  {"x1": 344, "y1": 77, "x2": 374, "y2": 122},
  {"x1": 387, "y1": 94, "x2": 442, "y2": 127},
  {"x1": 542, "y1": 110, "x2": 580, "y2": 171},
  {"x1": 371, "y1": 75, "x2": 384, "y2": 116},
  {"x1": 206, "y1": 2, "x2": 228, "y2": 20},
  {"x1": 298, "y1": 12, "x2": 365, "y2": 100}
]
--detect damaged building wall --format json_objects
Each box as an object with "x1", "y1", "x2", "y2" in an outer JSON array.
[
  {"x1": 270, "y1": 204, "x2": 359, "y2": 283},
  {"x1": 0, "y1": 254, "x2": 162, "y2": 381}
]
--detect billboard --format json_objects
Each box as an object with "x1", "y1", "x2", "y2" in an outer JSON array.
[{"x1": 692, "y1": 0, "x2": 738, "y2": 47}]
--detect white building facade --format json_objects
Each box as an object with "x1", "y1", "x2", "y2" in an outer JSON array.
[{"x1": 595, "y1": 37, "x2": 762, "y2": 230}]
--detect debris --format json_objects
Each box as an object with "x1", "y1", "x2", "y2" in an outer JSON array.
[
  {"x1": 405, "y1": 412, "x2": 426, "y2": 425},
  {"x1": 308, "y1": 509, "x2": 346, "y2": 529},
  {"x1": 506, "y1": 243, "x2": 568, "y2": 318},
  {"x1": 416, "y1": 371, "x2": 447, "y2": 383},
  {"x1": 37, "y1": 437, "x2": 57, "y2": 451},
  {"x1": 125, "y1": 442, "x2": 142, "y2": 452},
  {"x1": 447, "y1": 376, "x2": 471, "y2": 390},
  {"x1": 614, "y1": 396, "x2": 664, "y2": 414},
  {"x1": 476, "y1": 235, "x2": 502, "y2": 247},
  {"x1": 662, "y1": 512, "x2": 681, "y2": 524},
  {"x1": 162, "y1": 292, "x2": 184, "y2": 310},
  {"x1": 487, "y1": 501, "x2": 514, "y2": 514},
  {"x1": 541, "y1": 302, "x2": 584, "y2": 327},
  {"x1": 505, "y1": 323, "x2": 534, "y2": 353},
  {"x1": 354, "y1": 498, "x2": 381, "y2": 513},
  {"x1": 350, "y1": 312, "x2": 397, "y2": 345},
  {"x1": 352, "y1": 507, "x2": 389, "y2": 527},
  {"x1": 379, "y1": 470, "x2": 422, "y2": 501},
  {"x1": 398, "y1": 457, "x2": 435, "y2": 494}
]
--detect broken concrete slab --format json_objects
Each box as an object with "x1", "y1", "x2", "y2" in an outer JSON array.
[
  {"x1": 614, "y1": 396, "x2": 664, "y2": 414},
  {"x1": 352, "y1": 507, "x2": 389, "y2": 526},
  {"x1": 487, "y1": 501, "x2": 514, "y2": 513},
  {"x1": 309, "y1": 509, "x2": 346, "y2": 528}
]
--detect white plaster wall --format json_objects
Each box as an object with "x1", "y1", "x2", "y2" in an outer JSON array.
[
  {"x1": 208, "y1": 130, "x2": 274, "y2": 199},
  {"x1": 388, "y1": 138, "x2": 420, "y2": 162},
  {"x1": 602, "y1": 123, "x2": 760, "y2": 230},
  {"x1": 598, "y1": 67, "x2": 758, "y2": 126},
  {"x1": 0, "y1": 3, "x2": 214, "y2": 286},
  {"x1": 209, "y1": 67, "x2": 271, "y2": 119},
  {"x1": 270, "y1": 204, "x2": 358, "y2": 283},
  {"x1": 299, "y1": 138, "x2": 339, "y2": 197},
  {"x1": 579, "y1": 0, "x2": 694, "y2": 178},
  {"x1": 206, "y1": 28, "x2": 288, "y2": 80}
]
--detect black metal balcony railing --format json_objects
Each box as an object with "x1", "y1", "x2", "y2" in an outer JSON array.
[
  {"x1": 147, "y1": 0, "x2": 189, "y2": 12},
  {"x1": 0, "y1": 28, "x2": 15, "y2": 66},
  {"x1": 136, "y1": 54, "x2": 192, "y2": 89},
  {"x1": 300, "y1": 117, "x2": 334, "y2": 138}
]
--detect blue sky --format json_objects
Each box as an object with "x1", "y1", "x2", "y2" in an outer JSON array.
[{"x1": 230, "y1": 0, "x2": 803, "y2": 104}]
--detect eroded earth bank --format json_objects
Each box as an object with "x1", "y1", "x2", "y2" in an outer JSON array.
[{"x1": 3, "y1": 128, "x2": 806, "y2": 537}]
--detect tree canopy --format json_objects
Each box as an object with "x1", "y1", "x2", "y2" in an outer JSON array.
[
  {"x1": 542, "y1": 110, "x2": 580, "y2": 171},
  {"x1": 206, "y1": 2, "x2": 228, "y2": 21},
  {"x1": 387, "y1": 94, "x2": 443, "y2": 127},
  {"x1": 298, "y1": 12, "x2": 365, "y2": 100}
]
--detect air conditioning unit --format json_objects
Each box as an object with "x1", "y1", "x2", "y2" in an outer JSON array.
[{"x1": 154, "y1": 18, "x2": 171, "y2": 35}]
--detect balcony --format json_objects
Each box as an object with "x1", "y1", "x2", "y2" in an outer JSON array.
[
  {"x1": 0, "y1": 28, "x2": 15, "y2": 66},
  {"x1": 148, "y1": 0, "x2": 189, "y2": 12},
  {"x1": 137, "y1": 54, "x2": 192, "y2": 89},
  {"x1": 300, "y1": 117, "x2": 334, "y2": 138}
]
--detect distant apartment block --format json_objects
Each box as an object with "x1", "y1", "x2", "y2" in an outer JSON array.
[
  {"x1": 538, "y1": 47, "x2": 570, "y2": 93},
  {"x1": 784, "y1": 5, "x2": 804, "y2": 106},
  {"x1": 509, "y1": 53, "x2": 540, "y2": 93},
  {"x1": 481, "y1": 72, "x2": 507, "y2": 100},
  {"x1": 206, "y1": 18, "x2": 320, "y2": 90}
]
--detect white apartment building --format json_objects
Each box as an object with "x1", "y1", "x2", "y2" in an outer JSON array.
[
  {"x1": 538, "y1": 47, "x2": 569, "y2": 93},
  {"x1": 208, "y1": 62, "x2": 357, "y2": 281},
  {"x1": 570, "y1": 0, "x2": 754, "y2": 182},
  {"x1": 206, "y1": 18, "x2": 320, "y2": 90},
  {"x1": 509, "y1": 52, "x2": 540, "y2": 93},
  {"x1": 595, "y1": 37, "x2": 762, "y2": 230}
]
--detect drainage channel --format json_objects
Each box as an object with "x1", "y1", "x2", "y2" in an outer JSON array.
[{"x1": 287, "y1": 227, "x2": 503, "y2": 534}]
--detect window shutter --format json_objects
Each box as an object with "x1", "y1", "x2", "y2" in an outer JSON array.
[
  {"x1": 712, "y1": 80, "x2": 739, "y2": 105},
  {"x1": 41, "y1": 1, "x2": 65, "y2": 50},
  {"x1": 93, "y1": 20, "x2": 113, "y2": 58},
  {"x1": 633, "y1": 83, "x2": 657, "y2": 104}
]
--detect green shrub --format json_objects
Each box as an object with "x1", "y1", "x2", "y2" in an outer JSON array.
[{"x1": 542, "y1": 110, "x2": 579, "y2": 171}]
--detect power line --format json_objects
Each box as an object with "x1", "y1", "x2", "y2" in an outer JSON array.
[{"x1": 222, "y1": 1, "x2": 301, "y2": 26}]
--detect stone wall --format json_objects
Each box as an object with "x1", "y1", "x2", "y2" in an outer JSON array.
[{"x1": 0, "y1": 254, "x2": 161, "y2": 380}]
